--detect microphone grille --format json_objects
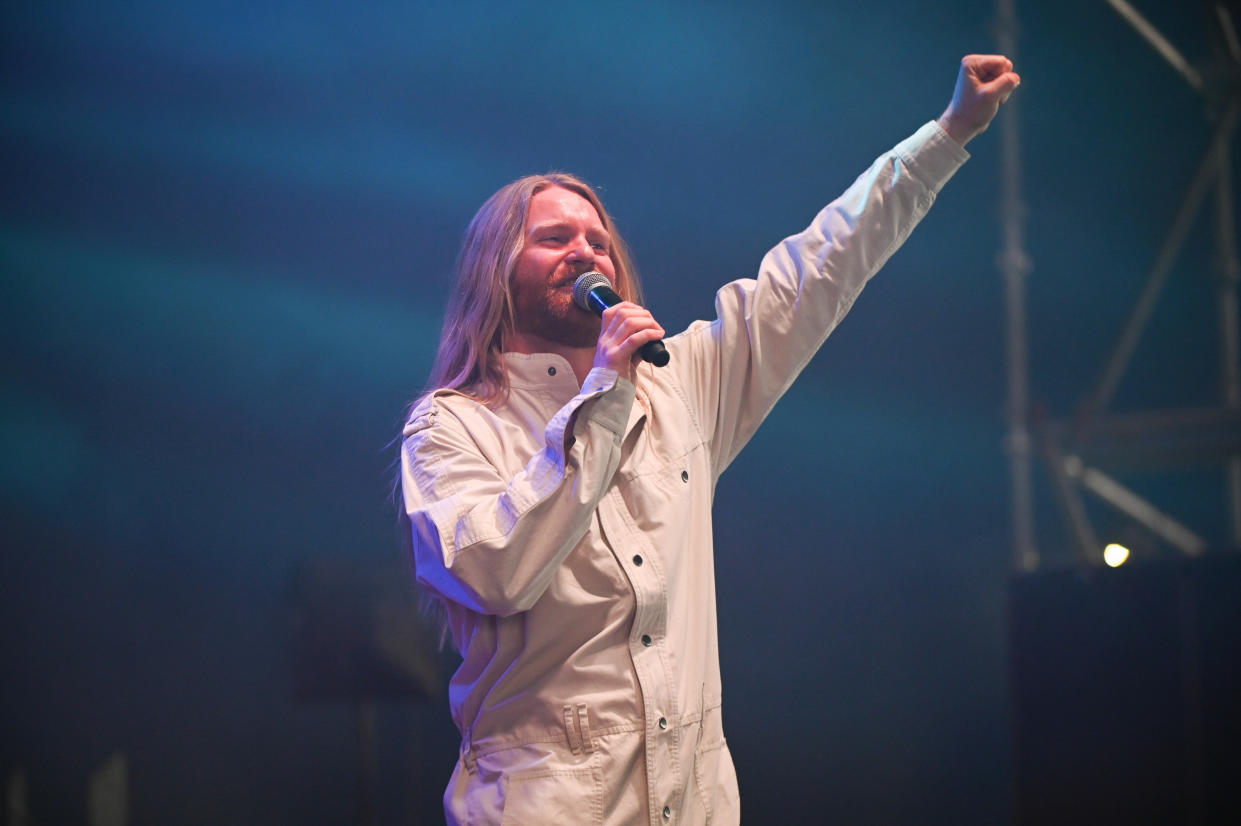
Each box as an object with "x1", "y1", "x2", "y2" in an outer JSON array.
[{"x1": 572, "y1": 271, "x2": 613, "y2": 311}]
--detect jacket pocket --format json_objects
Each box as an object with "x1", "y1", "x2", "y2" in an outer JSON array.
[
  {"x1": 693, "y1": 740, "x2": 740, "y2": 825},
  {"x1": 500, "y1": 764, "x2": 603, "y2": 826},
  {"x1": 692, "y1": 704, "x2": 740, "y2": 824}
]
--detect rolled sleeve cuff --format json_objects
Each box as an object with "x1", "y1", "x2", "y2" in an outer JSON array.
[
  {"x1": 896, "y1": 120, "x2": 971, "y2": 193},
  {"x1": 579, "y1": 368, "x2": 635, "y2": 434}
]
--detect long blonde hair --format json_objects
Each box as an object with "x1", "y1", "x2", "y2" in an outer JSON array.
[
  {"x1": 425, "y1": 172, "x2": 643, "y2": 404},
  {"x1": 402, "y1": 174, "x2": 643, "y2": 646}
]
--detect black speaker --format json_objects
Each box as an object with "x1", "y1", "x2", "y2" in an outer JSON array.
[{"x1": 1009, "y1": 553, "x2": 1241, "y2": 825}]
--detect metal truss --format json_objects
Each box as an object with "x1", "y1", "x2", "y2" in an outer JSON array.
[{"x1": 1002, "y1": 0, "x2": 1241, "y2": 569}]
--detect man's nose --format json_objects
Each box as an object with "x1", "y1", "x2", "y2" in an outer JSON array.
[{"x1": 567, "y1": 240, "x2": 596, "y2": 269}]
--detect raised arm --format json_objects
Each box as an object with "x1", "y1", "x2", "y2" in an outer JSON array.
[{"x1": 668, "y1": 55, "x2": 1018, "y2": 475}]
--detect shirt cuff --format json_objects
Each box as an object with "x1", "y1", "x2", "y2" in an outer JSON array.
[
  {"x1": 895, "y1": 120, "x2": 971, "y2": 193},
  {"x1": 579, "y1": 367, "x2": 635, "y2": 435}
]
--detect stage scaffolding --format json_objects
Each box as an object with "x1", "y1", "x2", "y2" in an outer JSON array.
[{"x1": 1000, "y1": 0, "x2": 1241, "y2": 570}]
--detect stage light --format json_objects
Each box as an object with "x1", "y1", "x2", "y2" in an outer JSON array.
[{"x1": 1103, "y1": 543, "x2": 1130, "y2": 567}]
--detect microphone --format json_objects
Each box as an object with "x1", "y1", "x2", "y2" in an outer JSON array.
[{"x1": 572, "y1": 272, "x2": 670, "y2": 367}]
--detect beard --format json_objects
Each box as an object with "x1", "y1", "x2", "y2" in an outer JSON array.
[{"x1": 511, "y1": 273, "x2": 602, "y2": 349}]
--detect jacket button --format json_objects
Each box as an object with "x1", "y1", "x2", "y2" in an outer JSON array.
[
  {"x1": 632, "y1": 554, "x2": 643, "y2": 566},
  {"x1": 680, "y1": 470, "x2": 689, "y2": 482},
  {"x1": 658, "y1": 717, "x2": 668, "y2": 730},
  {"x1": 663, "y1": 805, "x2": 671, "y2": 820},
  {"x1": 641, "y1": 634, "x2": 652, "y2": 647},
  {"x1": 547, "y1": 366, "x2": 557, "y2": 376}
]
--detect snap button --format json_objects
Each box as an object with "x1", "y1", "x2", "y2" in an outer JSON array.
[
  {"x1": 663, "y1": 805, "x2": 671, "y2": 820},
  {"x1": 680, "y1": 470, "x2": 689, "y2": 483},
  {"x1": 633, "y1": 554, "x2": 643, "y2": 566},
  {"x1": 658, "y1": 717, "x2": 668, "y2": 730},
  {"x1": 547, "y1": 366, "x2": 557, "y2": 376},
  {"x1": 641, "y1": 634, "x2": 652, "y2": 647}
]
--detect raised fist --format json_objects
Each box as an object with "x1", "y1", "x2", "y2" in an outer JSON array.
[{"x1": 937, "y1": 55, "x2": 1021, "y2": 147}]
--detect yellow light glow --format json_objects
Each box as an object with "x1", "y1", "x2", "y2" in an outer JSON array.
[{"x1": 1103, "y1": 543, "x2": 1130, "y2": 567}]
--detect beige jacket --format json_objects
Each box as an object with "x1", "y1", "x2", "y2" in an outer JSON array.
[{"x1": 401, "y1": 121, "x2": 968, "y2": 825}]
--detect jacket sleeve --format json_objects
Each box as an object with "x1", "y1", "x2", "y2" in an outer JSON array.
[
  {"x1": 400, "y1": 368, "x2": 635, "y2": 616},
  {"x1": 666, "y1": 120, "x2": 970, "y2": 477}
]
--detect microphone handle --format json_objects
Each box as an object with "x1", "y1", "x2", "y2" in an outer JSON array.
[
  {"x1": 587, "y1": 287, "x2": 670, "y2": 367},
  {"x1": 640, "y1": 338, "x2": 670, "y2": 367}
]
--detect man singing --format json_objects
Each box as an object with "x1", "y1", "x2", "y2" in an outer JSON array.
[{"x1": 399, "y1": 54, "x2": 1019, "y2": 825}]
